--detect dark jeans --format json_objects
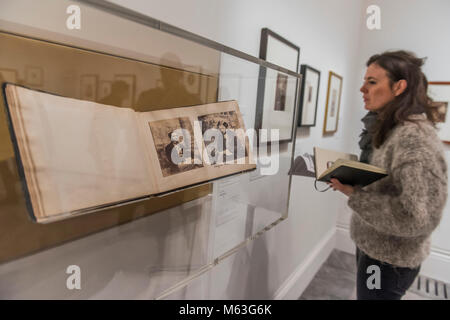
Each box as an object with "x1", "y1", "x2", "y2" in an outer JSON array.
[{"x1": 356, "y1": 247, "x2": 420, "y2": 300}]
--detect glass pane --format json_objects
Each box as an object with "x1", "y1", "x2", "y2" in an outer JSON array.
[{"x1": 0, "y1": 0, "x2": 300, "y2": 299}]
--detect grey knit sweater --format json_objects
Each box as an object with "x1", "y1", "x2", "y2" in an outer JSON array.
[{"x1": 348, "y1": 114, "x2": 448, "y2": 268}]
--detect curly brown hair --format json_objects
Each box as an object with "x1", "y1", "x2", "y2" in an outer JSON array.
[{"x1": 366, "y1": 50, "x2": 437, "y2": 148}]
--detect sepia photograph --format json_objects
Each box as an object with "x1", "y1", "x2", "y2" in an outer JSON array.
[
  {"x1": 198, "y1": 111, "x2": 247, "y2": 165},
  {"x1": 149, "y1": 117, "x2": 203, "y2": 177}
]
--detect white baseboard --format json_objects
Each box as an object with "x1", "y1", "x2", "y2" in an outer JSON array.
[
  {"x1": 335, "y1": 224, "x2": 450, "y2": 284},
  {"x1": 335, "y1": 224, "x2": 356, "y2": 254},
  {"x1": 273, "y1": 228, "x2": 336, "y2": 300}
]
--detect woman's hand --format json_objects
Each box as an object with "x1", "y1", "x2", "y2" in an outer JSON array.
[{"x1": 327, "y1": 178, "x2": 354, "y2": 197}]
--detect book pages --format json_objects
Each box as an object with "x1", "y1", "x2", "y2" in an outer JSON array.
[
  {"x1": 138, "y1": 100, "x2": 256, "y2": 194},
  {"x1": 4, "y1": 84, "x2": 153, "y2": 222}
]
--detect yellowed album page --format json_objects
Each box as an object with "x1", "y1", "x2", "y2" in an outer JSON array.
[
  {"x1": 4, "y1": 84, "x2": 153, "y2": 222},
  {"x1": 313, "y1": 147, "x2": 358, "y2": 179},
  {"x1": 138, "y1": 100, "x2": 256, "y2": 194}
]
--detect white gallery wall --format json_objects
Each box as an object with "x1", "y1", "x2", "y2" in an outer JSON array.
[{"x1": 0, "y1": 0, "x2": 449, "y2": 299}]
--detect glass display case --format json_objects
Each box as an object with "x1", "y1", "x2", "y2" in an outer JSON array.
[{"x1": 0, "y1": 0, "x2": 301, "y2": 299}]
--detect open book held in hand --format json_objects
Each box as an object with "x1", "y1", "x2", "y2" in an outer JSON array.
[
  {"x1": 313, "y1": 147, "x2": 387, "y2": 187},
  {"x1": 3, "y1": 84, "x2": 255, "y2": 223}
]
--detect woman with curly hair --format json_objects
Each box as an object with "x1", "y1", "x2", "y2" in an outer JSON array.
[{"x1": 329, "y1": 50, "x2": 448, "y2": 300}]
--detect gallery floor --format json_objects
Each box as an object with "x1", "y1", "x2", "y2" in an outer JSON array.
[{"x1": 299, "y1": 249, "x2": 448, "y2": 300}]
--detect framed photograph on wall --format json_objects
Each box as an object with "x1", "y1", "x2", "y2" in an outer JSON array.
[
  {"x1": 183, "y1": 65, "x2": 202, "y2": 96},
  {"x1": 323, "y1": 71, "x2": 343, "y2": 134},
  {"x1": 25, "y1": 65, "x2": 44, "y2": 87},
  {"x1": 80, "y1": 74, "x2": 98, "y2": 101},
  {"x1": 298, "y1": 65, "x2": 320, "y2": 127},
  {"x1": 114, "y1": 74, "x2": 136, "y2": 108},
  {"x1": 428, "y1": 82, "x2": 450, "y2": 143},
  {"x1": 255, "y1": 28, "x2": 300, "y2": 143}
]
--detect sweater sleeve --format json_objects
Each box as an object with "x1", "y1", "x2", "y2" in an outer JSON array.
[{"x1": 348, "y1": 153, "x2": 447, "y2": 238}]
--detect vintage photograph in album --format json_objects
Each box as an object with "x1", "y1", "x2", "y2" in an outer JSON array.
[
  {"x1": 149, "y1": 117, "x2": 203, "y2": 177},
  {"x1": 3, "y1": 84, "x2": 255, "y2": 223}
]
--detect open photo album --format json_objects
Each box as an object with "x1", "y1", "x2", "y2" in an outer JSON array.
[{"x1": 3, "y1": 84, "x2": 256, "y2": 223}]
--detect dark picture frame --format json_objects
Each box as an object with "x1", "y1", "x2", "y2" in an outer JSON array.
[
  {"x1": 323, "y1": 71, "x2": 343, "y2": 134},
  {"x1": 255, "y1": 28, "x2": 300, "y2": 144},
  {"x1": 114, "y1": 74, "x2": 136, "y2": 108},
  {"x1": 298, "y1": 64, "x2": 320, "y2": 127}
]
